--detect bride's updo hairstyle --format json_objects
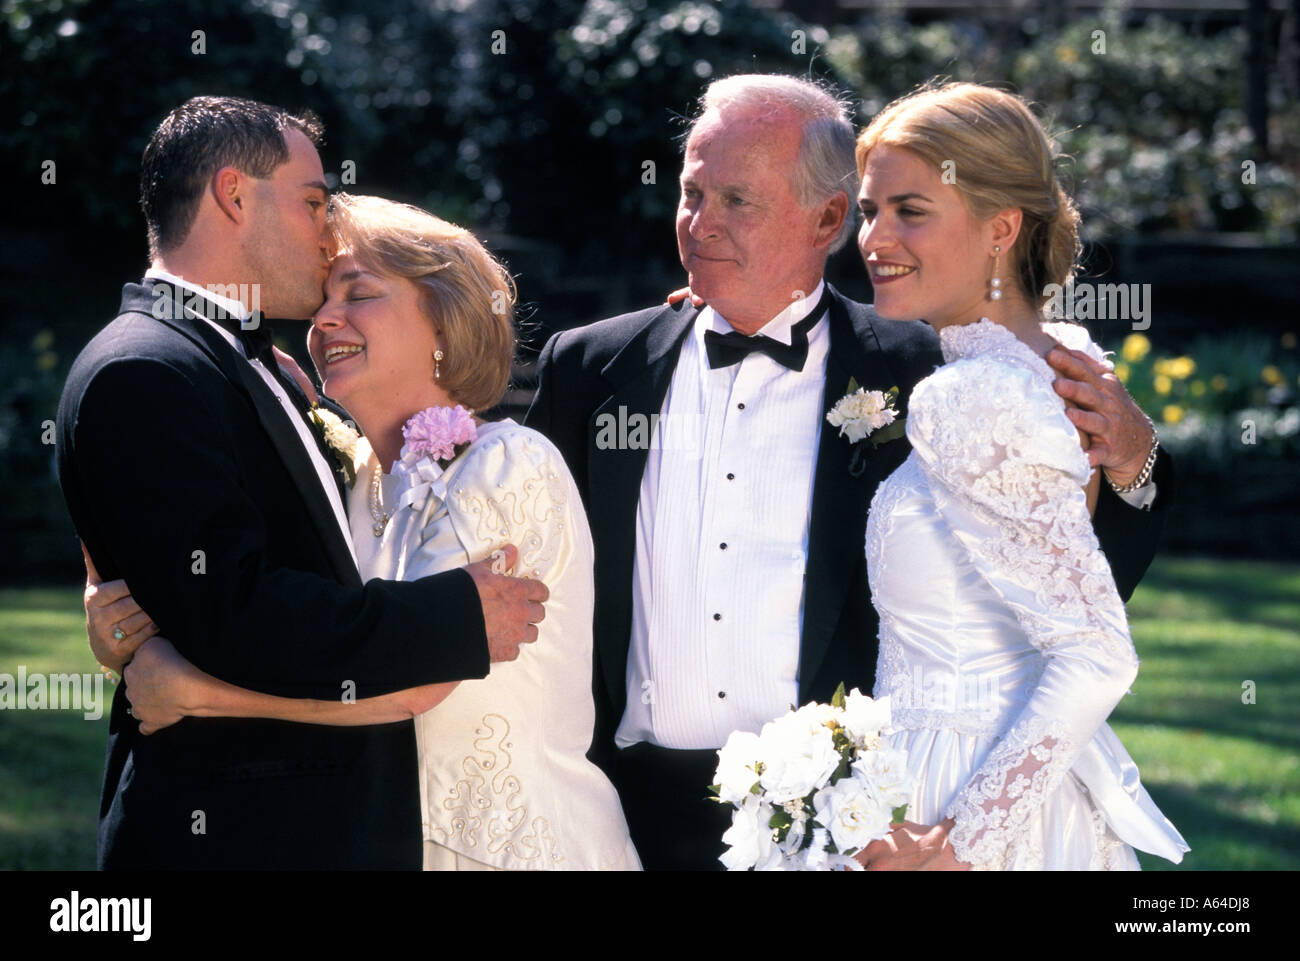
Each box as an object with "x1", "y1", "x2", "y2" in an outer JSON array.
[
  {"x1": 855, "y1": 82, "x2": 1081, "y2": 309},
  {"x1": 326, "y1": 193, "x2": 517, "y2": 411}
]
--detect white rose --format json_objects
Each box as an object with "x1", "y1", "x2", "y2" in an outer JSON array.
[
  {"x1": 851, "y1": 747, "x2": 915, "y2": 811},
  {"x1": 714, "y1": 730, "x2": 763, "y2": 806},
  {"x1": 813, "y1": 781, "x2": 893, "y2": 855},
  {"x1": 764, "y1": 701, "x2": 838, "y2": 745},
  {"x1": 719, "y1": 795, "x2": 775, "y2": 871},
  {"x1": 790, "y1": 700, "x2": 840, "y2": 732},
  {"x1": 841, "y1": 690, "x2": 892, "y2": 745},
  {"x1": 757, "y1": 715, "x2": 839, "y2": 803}
]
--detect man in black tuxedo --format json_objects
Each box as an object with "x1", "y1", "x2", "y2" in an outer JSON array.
[
  {"x1": 57, "y1": 97, "x2": 547, "y2": 869},
  {"x1": 525, "y1": 76, "x2": 1172, "y2": 870}
]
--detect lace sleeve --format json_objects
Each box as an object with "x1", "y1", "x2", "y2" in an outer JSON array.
[
  {"x1": 443, "y1": 425, "x2": 586, "y2": 585},
  {"x1": 906, "y1": 359, "x2": 1140, "y2": 870}
]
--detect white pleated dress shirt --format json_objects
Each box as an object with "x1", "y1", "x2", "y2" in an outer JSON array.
[
  {"x1": 616, "y1": 280, "x2": 829, "y2": 750},
  {"x1": 145, "y1": 268, "x2": 358, "y2": 569}
]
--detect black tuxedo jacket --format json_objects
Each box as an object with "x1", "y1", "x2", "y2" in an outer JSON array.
[
  {"x1": 525, "y1": 286, "x2": 1172, "y2": 769},
  {"x1": 56, "y1": 279, "x2": 490, "y2": 869}
]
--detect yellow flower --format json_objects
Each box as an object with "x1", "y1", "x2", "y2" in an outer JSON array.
[
  {"x1": 1057, "y1": 45, "x2": 1079, "y2": 64},
  {"x1": 1121, "y1": 333, "x2": 1151, "y2": 364},
  {"x1": 1154, "y1": 356, "x2": 1196, "y2": 380},
  {"x1": 1190, "y1": 380, "x2": 1207, "y2": 397},
  {"x1": 1210, "y1": 375, "x2": 1229, "y2": 392},
  {"x1": 37, "y1": 351, "x2": 58, "y2": 372},
  {"x1": 1261, "y1": 365, "x2": 1283, "y2": 386},
  {"x1": 1162, "y1": 405, "x2": 1184, "y2": 424},
  {"x1": 32, "y1": 330, "x2": 55, "y2": 352},
  {"x1": 1113, "y1": 362, "x2": 1130, "y2": 384},
  {"x1": 1154, "y1": 374, "x2": 1172, "y2": 395}
]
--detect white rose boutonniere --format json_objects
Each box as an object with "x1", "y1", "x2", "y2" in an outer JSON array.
[
  {"x1": 825, "y1": 377, "x2": 903, "y2": 447},
  {"x1": 309, "y1": 404, "x2": 360, "y2": 485}
]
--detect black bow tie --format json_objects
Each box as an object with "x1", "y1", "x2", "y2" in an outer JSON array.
[
  {"x1": 703, "y1": 290, "x2": 830, "y2": 372},
  {"x1": 206, "y1": 308, "x2": 276, "y2": 368},
  {"x1": 174, "y1": 291, "x2": 320, "y2": 429},
  {"x1": 238, "y1": 312, "x2": 277, "y2": 369}
]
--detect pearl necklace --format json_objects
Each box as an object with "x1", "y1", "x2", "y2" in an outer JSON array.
[{"x1": 368, "y1": 463, "x2": 390, "y2": 537}]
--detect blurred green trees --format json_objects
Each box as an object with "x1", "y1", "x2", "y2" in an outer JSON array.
[
  {"x1": 2, "y1": 0, "x2": 1297, "y2": 575},
  {"x1": 8, "y1": 0, "x2": 1293, "y2": 252}
]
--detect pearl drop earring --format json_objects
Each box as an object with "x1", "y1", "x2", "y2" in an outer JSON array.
[
  {"x1": 434, "y1": 349, "x2": 444, "y2": 379},
  {"x1": 989, "y1": 245, "x2": 1003, "y2": 302}
]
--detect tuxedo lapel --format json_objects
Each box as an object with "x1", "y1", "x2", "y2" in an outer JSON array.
[
  {"x1": 126, "y1": 282, "x2": 362, "y2": 589},
  {"x1": 587, "y1": 302, "x2": 697, "y2": 711},
  {"x1": 799, "y1": 288, "x2": 902, "y2": 697}
]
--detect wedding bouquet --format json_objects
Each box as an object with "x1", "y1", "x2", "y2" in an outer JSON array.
[{"x1": 711, "y1": 685, "x2": 914, "y2": 871}]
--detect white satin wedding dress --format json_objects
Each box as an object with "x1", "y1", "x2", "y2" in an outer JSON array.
[
  {"x1": 865, "y1": 318, "x2": 1189, "y2": 870},
  {"x1": 349, "y1": 419, "x2": 641, "y2": 871}
]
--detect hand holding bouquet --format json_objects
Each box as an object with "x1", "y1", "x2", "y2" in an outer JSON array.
[{"x1": 712, "y1": 685, "x2": 914, "y2": 870}]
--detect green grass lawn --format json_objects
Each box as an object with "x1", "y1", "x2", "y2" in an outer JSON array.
[
  {"x1": 1, "y1": 556, "x2": 1297, "y2": 870},
  {"x1": 0, "y1": 587, "x2": 109, "y2": 870},
  {"x1": 1113, "y1": 557, "x2": 1300, "y2": 870}
]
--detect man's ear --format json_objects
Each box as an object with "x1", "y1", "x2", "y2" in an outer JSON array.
[
  {"x1": 813, "y1": 191, "x2": 850, "y2": 249},
  {"x1": 211, "y1": 166, "x2": 246, "y2": 224}
]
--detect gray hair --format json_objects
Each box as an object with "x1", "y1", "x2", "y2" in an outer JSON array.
[{"x1": 690, "y1": 74, "x2": 859, "y2": 253}]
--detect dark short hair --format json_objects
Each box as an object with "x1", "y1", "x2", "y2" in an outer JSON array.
[{"x1": 139, "y1": 96, "x2": 324, "y2": 258}]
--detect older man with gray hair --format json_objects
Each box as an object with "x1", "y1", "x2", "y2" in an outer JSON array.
[{"x1": 526, "y1": 74, "x2": 1166, "y2": 870}]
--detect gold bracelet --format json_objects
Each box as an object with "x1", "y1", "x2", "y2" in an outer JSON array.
[{"x1": 1107, "y1": 429, "x2": 1160, "y2": 494}]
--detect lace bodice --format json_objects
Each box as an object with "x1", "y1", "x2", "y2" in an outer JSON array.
[{"x1": 866, "y1": 318, "x2": 1147, "y2": 870}]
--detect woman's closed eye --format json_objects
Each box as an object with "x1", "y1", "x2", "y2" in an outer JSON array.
[{"x1": 860, "y1": 205, "x2": 922, "y2": 222}]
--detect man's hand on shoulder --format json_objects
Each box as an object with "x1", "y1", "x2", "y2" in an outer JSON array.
[
  {"x1": 1048, "y1": 346, "x2": 1156, "y2": 487},
  {"x1": 463, "y1": 544, "x2": 549, "y2": 662}
]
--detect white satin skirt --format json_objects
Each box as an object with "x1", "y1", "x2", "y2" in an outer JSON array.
[{"x1": 886, "y1": 726, "x2": 1142, "y2": 870}]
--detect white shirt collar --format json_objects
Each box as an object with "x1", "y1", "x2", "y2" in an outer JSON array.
[
  {"x1": 698, "y1": 278, "x2": 827, "y2": 346},
  {"x1": 145, "y1": 267, "x2": 251, "y2": 322}
]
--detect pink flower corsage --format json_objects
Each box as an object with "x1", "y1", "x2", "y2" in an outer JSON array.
[{"x1": 401, "y1": 405, "x2": 477, "y2": 466}]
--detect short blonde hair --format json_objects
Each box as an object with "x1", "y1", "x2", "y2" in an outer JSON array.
[
  {"x1": 855, "y1": 82, "x2": 1081, "y2": 308},
  {"x1": 326, "y1": 193, "x2": 516, "y2": 411}
]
